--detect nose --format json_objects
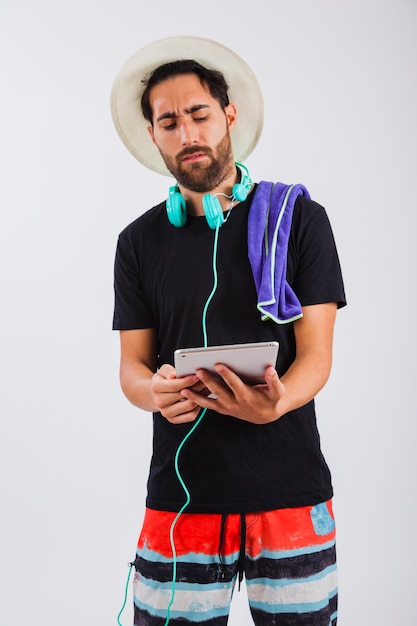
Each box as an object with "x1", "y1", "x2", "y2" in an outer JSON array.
[{"x1": 179, "y1": 118, "x2": 198, "y2": 145}]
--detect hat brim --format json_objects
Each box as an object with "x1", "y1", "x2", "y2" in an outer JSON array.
[{"x1": 110, "y1": 36, "x2": 264, "y2": 176}]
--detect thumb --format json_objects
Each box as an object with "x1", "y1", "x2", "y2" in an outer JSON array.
[{"x1": 265, "y1": 366, "x2": 284, "y2": 393}]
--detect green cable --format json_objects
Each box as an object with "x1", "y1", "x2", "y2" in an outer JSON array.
[
  {"x1": 163, "y1": 407, "x2": 208, "y2": 625},
  {"x1": 119, "y1": 224, "x2": 221, "y2": 626},
  {"x1": 164, "y1": 224, "x2": 221, "y2": 624},
  {"x1": 117, "y1": 561, "x2": 134, "y2": 626},
  {"x1": 201, "y1": 225, "x2": 220, "y2": 348}
]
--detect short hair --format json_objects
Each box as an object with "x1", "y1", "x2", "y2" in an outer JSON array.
[{"x1": 141, "y1": 59, "x2": 230, "y2": 123}]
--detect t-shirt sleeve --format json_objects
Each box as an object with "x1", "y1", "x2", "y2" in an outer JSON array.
[
  {"x1": 289, "y1": 197, "x2": 347, "y2": 308},
  {"x1": 112, "y1": 229, "x2": 156, "y2": 330}
]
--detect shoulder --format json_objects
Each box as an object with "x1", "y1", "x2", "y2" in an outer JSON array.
[
  {"x1": 294, "y1": 193, "x2": 328, "y2": 218},
  {"x1": 118, "y1": 200, "x2": 167, "y2": 241},
  {"x1": 292, "y1": 193, "x2": 335, "y2": 238}
]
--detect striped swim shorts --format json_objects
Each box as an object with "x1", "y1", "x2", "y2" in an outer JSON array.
[{"x1": 132, "y1": 501, "x2": 338, "y2": 625}]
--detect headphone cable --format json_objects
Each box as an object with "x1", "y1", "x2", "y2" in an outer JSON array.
[
  {"x1": 118, "y1": 221, "x2": 224, "y2": 626},
  {"x1": 164, "y1": 219, "x2": 226, "y2": 623}
]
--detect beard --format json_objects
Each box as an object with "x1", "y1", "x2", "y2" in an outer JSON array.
[{"x1": 158, "y1": 131, "x2": 234, "y2": 193}]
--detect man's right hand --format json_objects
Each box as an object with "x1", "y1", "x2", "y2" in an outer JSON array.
[{"x1": 151, "y1": 364, "x2": 207, "y2": 423}]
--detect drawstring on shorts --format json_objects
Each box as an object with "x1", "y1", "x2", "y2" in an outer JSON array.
[{"x1": 218, "y1": 513, "x2": 247, "y2": 590}]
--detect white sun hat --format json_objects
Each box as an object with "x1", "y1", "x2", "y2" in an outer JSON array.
[{"x1": 110, "y1": 35, "x2": 264, "y2": 176}]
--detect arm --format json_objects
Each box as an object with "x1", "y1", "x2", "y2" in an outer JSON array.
[
  {"x1": 119, "y1": 328, "x2": 206, "y2": 423},
  {"x1": 278, "y1": 302, "x2": 337, "y2": 415},
  {"x1": 180, "y1": 302, "x2": 337, "y2": 424}
]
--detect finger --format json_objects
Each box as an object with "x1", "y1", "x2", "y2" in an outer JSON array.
[
  {"x1": 160, "y1": 397, "x2": 200, "y2": 420},
  {"x1": 165, "y1": 408, "x2": 201, "y2": 424},
  {"x1": 212, "y1": 364, "x2": 245, "y2": 392},
  {"x1": 155, "y1": 391, "x2": 184, "y2": 410},
  {"x1": 180, "y1": 370, "x2": 229, "y2": 409},
  {"x1": 153, "y1": 372, "x2": 199, "y2": 394},
  {"x1": 264, "y1": 366, "x2": 284, "y2": 395},
  {"x1": 180, "y1": 387, "x2": 219, "y2": 410},
  {"x1": 189, "y1": 381, "x2": 209, "y2": 393},
  {"x1": 157, "y1": 363, "x2": 176, "y2": 379},
  {"x1": 195, "y1": 368, "x2": 233, "y2": 398}
]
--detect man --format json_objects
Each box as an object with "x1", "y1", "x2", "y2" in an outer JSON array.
[{"x1": 111, "y1": 36, "x2": 346, "y2": 626}]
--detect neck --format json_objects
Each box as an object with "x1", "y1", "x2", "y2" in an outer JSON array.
[{"x1": 181, "y1": 163, "x2": 242, "y2": 216}]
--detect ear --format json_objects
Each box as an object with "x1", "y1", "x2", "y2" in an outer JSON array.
[
  {"x1": 147, "y1": 125, "x2": 156, "y2": 144},
  {"x1": 225, "y1": 103, "x2": 237, "y2": 131}
]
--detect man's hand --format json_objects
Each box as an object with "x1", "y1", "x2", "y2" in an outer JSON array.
[
  {"x1": 151, "y1": 364, "x2": 208, "y2": 424},
  {"x1": 180, "y1": 364, "x2": 286, "y2": 424}
]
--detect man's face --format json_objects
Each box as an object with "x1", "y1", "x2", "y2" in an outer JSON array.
[{"x1": 147, "y1": 73, "x2": 237, "y2": 192}]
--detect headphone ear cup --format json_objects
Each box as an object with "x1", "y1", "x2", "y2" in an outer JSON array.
[
  {"x1": 202, "y1": 194, "x2": 225, "y2": 229},
  {"x1": 166, "y1": 186, "x2": 187, "y2": 227},
  {"x1": 232, "y1": 182, "x2": 249, "y2": 202},
  {"x1": 233, "y1": 162, "x2": 252, "y2": 202}
]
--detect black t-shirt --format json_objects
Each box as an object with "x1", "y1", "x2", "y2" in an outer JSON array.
[{"x1": 113, "y1": 185, "x2": 346, "y2": 513}]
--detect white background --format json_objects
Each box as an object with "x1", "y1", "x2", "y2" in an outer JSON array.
[{"x1": 1, "y1": 1, "x2": 416, "y2": 624}]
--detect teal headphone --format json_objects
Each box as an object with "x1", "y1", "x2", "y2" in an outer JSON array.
[{"x1": 166, "y1": 162, "x2": 252, "y2": 229}]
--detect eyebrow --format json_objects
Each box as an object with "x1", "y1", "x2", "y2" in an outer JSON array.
[{"x1": 156, "y1": 104, "x2": 210, "y2": 123}]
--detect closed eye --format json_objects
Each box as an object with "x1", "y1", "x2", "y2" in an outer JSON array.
[{"x1": 161, "y1": 115, "x2": 208, "y2": 131}]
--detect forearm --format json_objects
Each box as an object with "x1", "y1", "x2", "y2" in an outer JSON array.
[
  {"x1": 120, "y1": 360, "x2": 158, "y2": 412},
  {"x1": 277, "y1": 346, "x2": 332, "y2": 417}
]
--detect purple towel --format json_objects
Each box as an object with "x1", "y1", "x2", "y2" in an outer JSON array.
[{"x1": 248, "y1": 181, "x2": 310, "y2": 324}]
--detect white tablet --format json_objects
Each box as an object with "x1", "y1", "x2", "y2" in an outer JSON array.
[{"x1": 174, "y1": 341, "x2": 279, "y2": 384}]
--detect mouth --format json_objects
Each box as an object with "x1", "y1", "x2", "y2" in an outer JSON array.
[{"x1": 180, "y1": 151, "x2": 208, "y2": 164}]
